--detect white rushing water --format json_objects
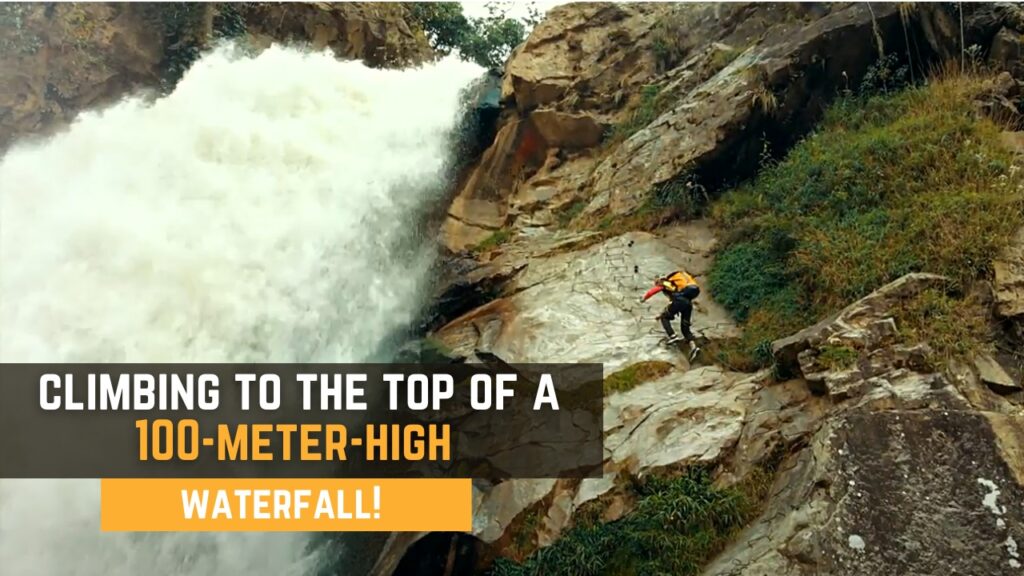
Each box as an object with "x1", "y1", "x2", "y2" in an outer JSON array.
[{"x1": 0, "y1": 45, "x2": 482, "y2": 575}]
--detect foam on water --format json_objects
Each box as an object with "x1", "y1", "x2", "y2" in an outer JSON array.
[{"x1": 0, "y1": 44, "x2": 481, "y2": 575}]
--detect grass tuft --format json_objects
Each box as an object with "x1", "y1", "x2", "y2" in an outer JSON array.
[
  {"x1": 603, "y1": 361, "x2": 674, "y2": 394},
  {"x1": 473, "y1": 228, "x2": 513, "y2": 253},
  {"x1": 605, "y1": 84, "x2": 673, "y2": 145},
  {"x1": 894, "y1": 288, "x2": 992, "y2": 362},
  {"x1": 817, "y1": 344, "x2": 859, "y2": 370}
]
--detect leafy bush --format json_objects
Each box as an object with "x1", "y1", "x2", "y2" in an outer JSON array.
[
  {"x1": 490, "y1": 469, "x2": 752, "y2": 576},
  {"x1": 138, "y1": 3, "x2": 247, "y2": 88},
  {"x1": 407, "y1": 2, "x2": 529, "y2": 70},
  {"x1": 817, "y1": 345, "x2": 859, "y2": 370},
  {"x1": 710, "y1": 72, "x2": 1024, "y2": 368},
  {"x1": 858, "y1": 52, "x2": 911, "y2": 96}
]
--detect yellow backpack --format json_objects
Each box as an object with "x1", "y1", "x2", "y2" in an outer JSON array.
[{"x1": 661, "y1": 270, "x2": 697, "y2": 293}]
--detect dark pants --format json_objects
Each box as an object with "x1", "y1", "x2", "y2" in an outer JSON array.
[{"x1": 660, "y1": 285, "x2": 700, "y2": 341}]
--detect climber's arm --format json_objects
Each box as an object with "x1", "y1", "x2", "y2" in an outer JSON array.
[{"x1": 641, "y1": 285, "x2": 664, "y2": 302}]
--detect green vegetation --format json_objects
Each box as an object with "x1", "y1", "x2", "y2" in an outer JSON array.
[
  {"x1": 605, "y1": 84, "x2": 672, "y2": 144},
  {"x1": 708, "y1": 45, "x2": 742, "y2": 73},
  {"x1": 895, "y1": 288, "x2": 992, "y2": 362},
  {"x1": 575, "y1": 171, "x2": 707, "y2": 245},
  {"x1": 554, "y1": 200, "x2": 588, "y2": 228},
  {"x1": 817, "y1": 345, "x2": 859, "y2": 370},
  {"x1": 473, "y1": 228, "x2": 513, "y2": 253},
  {"x1": 603, "y1": 361, "x2": 674, "y2": 394},
  {"x1": 407, "y1": 2, "x2": 534, "y2": 70},
  {"x1": 709, "y1": 72, "x2": 1024, "y2": 368},
  {"x1": 138, "y1": 3, "x2": 250, "y2": 87},
  {"x1": 490, "y1": 469, "x2": 756, "y2": 576}
]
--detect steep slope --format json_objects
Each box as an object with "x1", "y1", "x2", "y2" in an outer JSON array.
[{"x1": 395, "y1": 3, "x2": 1024, "y2": 575}]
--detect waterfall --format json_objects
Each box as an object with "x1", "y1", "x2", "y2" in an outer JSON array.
[{"x1": 0, "y1": 44, "x2": 482, "y2": 576}]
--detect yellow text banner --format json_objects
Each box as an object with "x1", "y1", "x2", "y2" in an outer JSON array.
[{"x1": 101, "y1": 478, "x2": 472, "y2": 532}]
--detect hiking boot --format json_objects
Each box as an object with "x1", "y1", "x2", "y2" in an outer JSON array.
[{"x1": 689, "y1": 344, "x2": 701, "y2": 362}]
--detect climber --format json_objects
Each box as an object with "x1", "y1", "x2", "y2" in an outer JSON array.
[{"x1": 640, "y1": 269, "x2": 701, "y2": 361}]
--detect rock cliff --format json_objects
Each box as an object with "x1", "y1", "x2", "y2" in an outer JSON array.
[
  {"x1": 400, "y1": 2, "x2": 1024, "y2": 575},
  {"x1": 0, "y1": 2, "x2": 431, "y2": 150}
]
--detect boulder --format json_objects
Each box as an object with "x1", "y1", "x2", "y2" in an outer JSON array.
[
  {"x1": 234, "y1": 3, "x2": 431, "y2": 68},
  {"x1": 0, "y1": 3, "x2": 163, "y2": 150},
  {"x1": 584, "y1": 3, "x2": 906, "y2": 217},
  {"x1": 989, "y1": 26, "x2": 1024, "y2": 77},
  {"x1": 772, "y1": 273, "x2": 951, "y2": 377},
  {"x1": 975, "y1": 353, "x2": 1022, "y2": 395},
  {"x1": 502, "y1": 3, "x2": 663, "y2": 113},
  {"x1": 705, "y1": 408, "x2": 1024, "y2": 576}
]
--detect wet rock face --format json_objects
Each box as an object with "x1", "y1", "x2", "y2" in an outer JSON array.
[
  {"x1": 446, "y1": 3, "x2": 970, "y2": 250},
  {"x1": 435, "y1": 221, "x2": 739, "y2": 371},
  {"x1": 423, "y1": 272, "x2": 1024, "y2": 575}
]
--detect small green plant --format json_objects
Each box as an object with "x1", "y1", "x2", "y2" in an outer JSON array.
[
  {"x1": 708, "y1": 45, "x2": 742, "y2": 73},
  {"x1": 859, "y1": 53, "x2": 911, "y2": 96},
  {"x1": 473, "y1": 228, "x2": 513, "y2": 253},
  {"x1": 606, "y1": 84, "x2": 671, "y2": 144},
  {"x1": 603, "y1": 361, "x2": 674, "y2": 394},
  {"x1": 554, "y1": 200, "x2": 587, "y2": 228},
  {"x1": 641, "y1": 171, "x2": 709, "y2": 222},
  {"x1": 817, "y1": 344, "x2": 859, "y2": 370}
]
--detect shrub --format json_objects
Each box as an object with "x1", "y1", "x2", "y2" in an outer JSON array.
[
  {"x1": 817, "y1": 345, "x2": 859, "y2": 370},
  {"x1": 554, "y1": 200, "x2": 588, "y2": 228},
  {"x1": 710, "y1": 72, "x2": 1024, "y2": 368},
  {"x1": 490, "y1": 469, "x2": 753, "y2": 576}
]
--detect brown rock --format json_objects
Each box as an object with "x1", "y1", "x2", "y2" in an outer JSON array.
[
  {"x1": 994, "y1": 227, "x2": 1024, "y2": 319},
  {"x1": 772, "y1": 273, "x2": 951, "y2": 376},
  {"x1": 975, "y1": 353, "x2": 1022, "y2": 395},
  {"x1": 989, "y1": 26, "x2": 1024, "y2": 77},
  {"x1": 0, "y1": 2, "x2": 431, "y2": 150}
]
